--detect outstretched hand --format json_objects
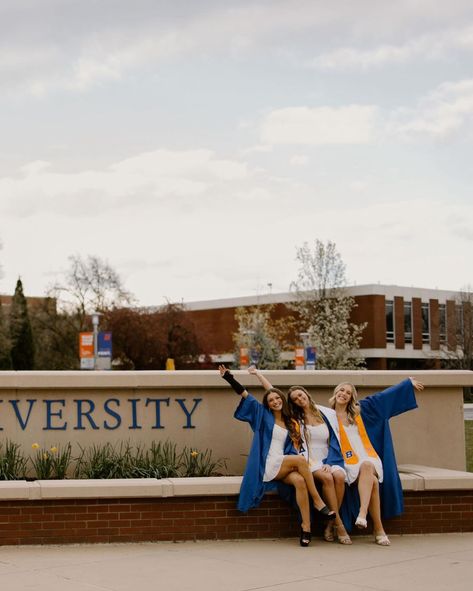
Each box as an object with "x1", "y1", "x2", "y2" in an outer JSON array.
[
  {"x1": 218, "y1": 364, "x2": 229, "y2": 377},
  {"x1": 409, "y1": 377, "x2": 424, "y2": 391},
  {"x1": 247, "y1": 365, "x2": 258, "y2": 375}
]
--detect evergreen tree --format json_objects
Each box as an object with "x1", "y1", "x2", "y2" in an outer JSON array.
[
  {"x1": 9, "y1": 278, "x2": 35, "y2": 370},
  {"x1": 0, "y1": 299, "x2": 12, "y2": 369}
]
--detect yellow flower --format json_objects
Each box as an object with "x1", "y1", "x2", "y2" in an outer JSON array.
[
  {"x1": 43, "y1": 453, "x2": 49, "y2": 460},
  {"x1": 32, "y1": 443, "x2": 40, "y2": 449},
  {"x1": 190, "y1": 450, "x2": 199, "y2": 458},
  {"x1": 50, "y1": 446, "x2": 58, "y2": 453}
]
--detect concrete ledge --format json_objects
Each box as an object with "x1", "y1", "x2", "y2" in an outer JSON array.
[
  {"x1": 0, "y1": 480, "x2": 35, "y2": 500},
  {"x1": 168, "y1": 476, "x2": 242, "y2": 496},
  {"x1": 1, "y1": 369, "x2": 472, "y2": 389},
  {"x1": 36, "y1": 478, "x2": 174, "y2": 499},
  {"x1": 399, "y1": 464, "x2": 473, "y2": 490},
  {"x1": 0, "y1": 466, "x2": 471, "y2": 501}
]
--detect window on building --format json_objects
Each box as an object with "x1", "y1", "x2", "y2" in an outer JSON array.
[
  {"x1": 439, "y1": 303, "x2": 446, "y2": 343},
  {"x1": 404, "y1": 301, "x2": 412, "y2": 343},
  {"x1": 421, "y1": 302, "x2": 430, "y2": 343},
  {"x1": 385, "y1": 300, "x2": 394, "y2": 343},
  {"x1": 456, "y1": 304, "x2": 464, "y2": 342}
]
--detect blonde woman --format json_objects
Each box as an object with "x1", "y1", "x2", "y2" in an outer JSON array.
[{"x1": 330, "y1": 378, "x2": 423, "y2": 546}]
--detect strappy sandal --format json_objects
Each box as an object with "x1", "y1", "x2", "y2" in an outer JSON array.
[
  {"x1": 334, "y1": 526, "x2": 352, "y2": 545},
  {"x1": 323, "y1": 522, "x2": 335, "y2": 542},
  {"x1": 315, "y1": 505, "x2": 336, "y2": 520},
  {"x1": 300, "y1": 529, "x2": 312, "y2": 547},
  {"x1": 374, "y1": 533, "x2": 390, "y2": 546}
]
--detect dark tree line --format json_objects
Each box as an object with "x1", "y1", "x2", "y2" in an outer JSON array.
[{"x1": 0, "y1": 256, "x2": 206, "y2": 371}]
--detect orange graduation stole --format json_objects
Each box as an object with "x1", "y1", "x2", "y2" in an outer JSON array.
[{"x1": 338, "y1": 415, "x2": 379, "y2": 465}]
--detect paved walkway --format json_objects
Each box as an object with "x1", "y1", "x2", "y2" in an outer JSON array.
[{"x1": 0, "y1": 533, "x2": 472, "y2": 591}]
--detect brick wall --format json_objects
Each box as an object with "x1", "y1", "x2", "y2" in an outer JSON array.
[{"x1": 1, "y1": 491, "x2": 472, "y2": 546}]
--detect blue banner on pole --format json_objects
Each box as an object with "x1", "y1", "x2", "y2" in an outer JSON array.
[
  {"x1": 306, "y1": 346, "x2": 316, "y2": 366},
  {"x1": 97, "y1": 332, "x2": 112, "y2": 358}
]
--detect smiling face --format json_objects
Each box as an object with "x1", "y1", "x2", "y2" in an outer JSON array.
[
  {"x1": 289, "y1": 388, "x2": 310, "y2": 409},
  {"x1": 265, "y1": 391, "x2": 283, "y2": 412},
  {"x1": 334, "y1": 383, "x2": 354, "y2": 406}
]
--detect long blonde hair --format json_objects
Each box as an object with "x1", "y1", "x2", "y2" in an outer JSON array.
[{"x1": 329, "y1": 382, "x2": 360, "y2": 424}]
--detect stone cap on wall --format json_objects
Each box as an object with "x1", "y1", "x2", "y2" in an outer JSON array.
[
  {"x1": 1, "y1": 467, "x2": 472, "y2": 501},
  {"x1": 0, "y1": 370, "x2": 472, "y2": 390}
]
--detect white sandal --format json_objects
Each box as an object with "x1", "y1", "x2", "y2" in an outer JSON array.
[
  {"x1": 355, "y1": 515, "x2": 368, "y2": 529},
  {"x1": 374, "y1": 533, "x2": 391, "y2": 546}
]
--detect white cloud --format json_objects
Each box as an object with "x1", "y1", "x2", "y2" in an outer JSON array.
[
  {"x1": 260, "y1": 105, "x2": 380, "y2": 145},
  {"x1": 391, "y1": 79, "x2": 473, "y2": 140},
  {"x1": 0, "y1": 150, "x2": 249, "y2": 218},
  {"x1": 311, "y1": 25, "x2": 473, "y2": 70},
  {"x1": 289, "y1": 155, "x2": 309, "y2": 167}
]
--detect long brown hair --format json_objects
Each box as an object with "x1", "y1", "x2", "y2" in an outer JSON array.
[
  {"x1": 329, "y1": 382, "x2": 360, "y2": 424},
  {"x1": 287, "y1": 385, "x2": 325, "y2": 460},
  {"x1": 263, "y1": 388, "x2": 301, "y2": 447}
]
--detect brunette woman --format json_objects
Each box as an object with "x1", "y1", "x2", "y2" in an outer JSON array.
[
  {"x1": 218, "y1": 365, "x2": 335, "y2": 547},
  {"x1": 249, "y1": 367, "x2": 351, "y2": 545}
]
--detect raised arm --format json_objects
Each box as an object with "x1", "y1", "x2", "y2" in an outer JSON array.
[
  {"x1": 219, "y1": 365, "x2": 249, "y2": 398},
  {"x1": 247, "y1": 365, "x2": 273, "y2": 390}
]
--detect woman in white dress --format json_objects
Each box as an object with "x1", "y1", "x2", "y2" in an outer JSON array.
[
  {"x1": 330, "y1": 378, "x2": 424, "y2": 546},
  {"x1": 249, "y1": 367, "x2": 350, "y2": 544},
  {"x1": 219, "y1": 365, "x2": 335, "y2": 547}
]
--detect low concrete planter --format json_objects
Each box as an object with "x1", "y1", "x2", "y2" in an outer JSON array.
[{"x1": 0, "y1": 467, "x2": 472, "y2": 546}]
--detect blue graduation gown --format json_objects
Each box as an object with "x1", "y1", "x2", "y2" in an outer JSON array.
[
  {"x1": 339, "y1": 379, "x2": 418, "y2": 530},
  {"x1": 299, "y1": 409, "x2": 345, "y2": 470},
  {"x1": 234, "y1": 393, "x2": 298, "y2": 513}
]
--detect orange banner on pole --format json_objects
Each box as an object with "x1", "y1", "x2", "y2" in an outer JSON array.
[
  {"x1": 79, "y1": 332, "x2": 94, "y2": 358},
  {"x1": 79, "y1": 332, "x2": 95, "y2": 369},
  {"x1": 240, "y1": 347, "x2": 249, "y2": 368},
  {"x1": 295, "y1": 347, "x2": 305, "y2": 370}
]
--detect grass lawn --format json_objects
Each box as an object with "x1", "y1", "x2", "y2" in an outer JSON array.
[{"x1": 466, "y1": 421, "x2": 473, "y2": 472}]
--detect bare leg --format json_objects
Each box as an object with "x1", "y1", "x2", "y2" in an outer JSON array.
[
  {"x1": 333, "y1": 469, "x2": 346, "y2": 509},
  {"x1": 275, "y1": 455, "x2": 331, "y2": 512},
  {"x1": 357, "y1": 462, "x2": 377, "y2": 522},
  {"x1": 283, "y1": 471, "x2": 310, "y2": 533},
  {"x1": 313, "y1": 469, "x2": 342, "y2": 537},
  {"x1": 368, "y1": 477, "x2": 390, "y2": 545}
]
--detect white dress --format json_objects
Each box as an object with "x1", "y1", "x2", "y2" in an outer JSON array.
[
  {"x1": 343, "y1": 423, "x2": 384, "y2": 485},
  {"x1": 304, "y1": 423, "x2": 346, "y2": 477},
  {"x1": 263, "y1": 424, "x2": 287, "y2": 482}
]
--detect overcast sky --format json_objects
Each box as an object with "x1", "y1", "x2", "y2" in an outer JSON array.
[{"x1": 1, "y1": 0, "x2": 472, "y2": 306}]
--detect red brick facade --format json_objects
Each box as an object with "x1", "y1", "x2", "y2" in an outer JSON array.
[{"x1": 1, "y1": 491, "x2": 472, "y2": 546}]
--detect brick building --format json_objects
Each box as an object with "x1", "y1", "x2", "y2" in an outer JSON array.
[{"x1": 183, "y1": 284, "x2": 469, "y2": 370}]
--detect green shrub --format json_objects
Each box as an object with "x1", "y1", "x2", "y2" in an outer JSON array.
[
  {"x1": 179, "y1": 447, "x2": 227, "y2": 477},
  {"x1": 30, "y1": 443, "x2": 72, "y2": 479},
  {"x1": 0, "y1": 440, "x2": 28, "y2": 480}
]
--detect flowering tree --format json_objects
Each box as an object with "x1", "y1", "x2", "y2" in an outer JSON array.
[
  {"x1": 291, "y1": 240, "x2": 366, "y2": 369},
  {"x1": 233, "y1": 305, "x2": 285, "y2": 369}
]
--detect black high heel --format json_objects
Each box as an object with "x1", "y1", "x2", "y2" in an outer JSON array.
[
  {"x1": 315, "y1": 505, "x2": 336, "y2": 520},
  {"x1": 300, "y1": 529, "x2": 312, "y2": 547}
]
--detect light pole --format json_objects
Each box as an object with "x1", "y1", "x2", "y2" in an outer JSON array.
[{"x1": 91, "y1": 312, "x2": 101, "y2": 370}]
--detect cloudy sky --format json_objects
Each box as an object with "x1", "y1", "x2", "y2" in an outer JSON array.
[{"x1": 1, "y1": 0, "x2": 472, "y2": 306}]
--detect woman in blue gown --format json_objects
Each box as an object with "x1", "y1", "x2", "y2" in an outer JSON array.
[
  {"x1": 329, "y1": 377, "x2": 424, "y2": 545},
  {"x1": 248, "y1": 367, "x2": 351, "y2": 544},
  {"x1": 218, "y1": 365, "x2": 335, "y2": 547}
]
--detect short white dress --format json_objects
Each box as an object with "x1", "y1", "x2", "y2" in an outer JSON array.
[
  {"x1": 263, "y1": 424, "x2": 287, "y2": 482},
  {"x1": 304, "y1": 423, "x2": 346, "y2": 478},
  {"x1": 343, "y1": 423, "x2": 384, "y2": 485}
]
